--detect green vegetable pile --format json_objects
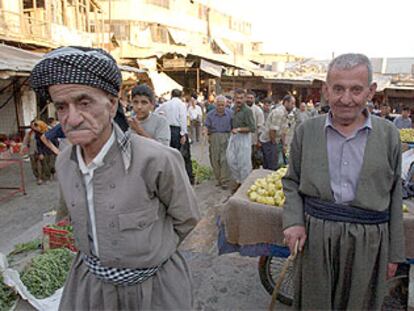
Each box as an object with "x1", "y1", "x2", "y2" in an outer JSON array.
[
  {"x1": 8, "y1": 239, "x2": 41, "y2": 257},
  {"x1": 0, "y1": 275, "x2": 17, "y2": 311},
  {"x1": 20, "y1": 248, "x2": 75, "y2": 299},
  {"x1": 192, "y1": 160, "x2": 213, "y2": 184}
]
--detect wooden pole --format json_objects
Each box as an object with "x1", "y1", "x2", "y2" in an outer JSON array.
[
  {"x1": 196, "y1": 68, "x2": 200, "y2": 93},
  {"x1": 13, "y1": 78, "x2": 22, "y2": 136}
]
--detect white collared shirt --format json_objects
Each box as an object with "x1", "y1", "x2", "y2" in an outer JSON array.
[
  {"x1": 76, "y1": 130, "x2": 115, "y2": 256},
  {"x1": 155, "y1": 97, "x2": 188, "y2": 135}
]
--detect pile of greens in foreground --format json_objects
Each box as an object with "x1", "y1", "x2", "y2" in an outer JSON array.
[
  {"x1": 20, "y1": 248, "x2": 75, "y2": 299},
  {"x1": 0, "y1": 275, "x2": 17, "y2": 311}
]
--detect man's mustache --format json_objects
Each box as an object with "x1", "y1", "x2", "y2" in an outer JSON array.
[{"x1": 64, "y1": 125, "x2": 91, "y2": 133}]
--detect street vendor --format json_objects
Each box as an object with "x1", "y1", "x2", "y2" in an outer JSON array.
[
  {"x1": 282, "y1": 53, "x2": 405, "y2": 310},
  {"x1": 30, "y1": 46, "x2": 200, "y2": 310}
]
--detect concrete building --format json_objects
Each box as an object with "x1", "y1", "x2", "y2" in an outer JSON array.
[
  {"x1": 97, "y1": 0, "x2": 253, "y2": 59},
  {"x1": 0, "y1": 0, "x2": 103, "y2": 50}
]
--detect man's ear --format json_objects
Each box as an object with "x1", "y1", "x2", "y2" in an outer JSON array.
[
  {"x1": 322, "y1": 82, "x2": 329, "y2": 99},
  {"x1": 109, "y1": 96, "x2": 119, "y2": 118},
  {"x1": 367, "y1": 82, "x2": 377, "y2": 101}
]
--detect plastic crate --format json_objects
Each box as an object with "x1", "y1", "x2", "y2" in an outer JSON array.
[{"x1": 42, "y1": 219, "x2": 77, "y2": 252}]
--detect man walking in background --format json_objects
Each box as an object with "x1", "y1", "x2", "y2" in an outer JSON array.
[
  {"x1": 226, "y1": 88, "x2": 256, "y2": 189},
  {"x1": 188, "y1": 94, "x2": 203, "y2": 143},
  {"x1": 246, "y1": 90, "x2": 265, "y2": 169},
  {"x1": 205, "y1": 95, "x2": 232, "y2": 190},
  {"x1": 157, "y1": 89, "x2": 194, "y2": 184},
  {"x1": 393, "y1": 106, "x2": 412, "y2": 129},
  {"x1": 259, "y1": 95, "x2": 295, "y2": 170}
]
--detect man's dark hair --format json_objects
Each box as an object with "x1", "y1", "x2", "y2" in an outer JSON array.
[
  {"x1": 247, "y1": 90, "x2": 256, "y2": 97},
  {"x1": 402, "y1": 106, "x2": 410, "y2": 112},
  {"x1": 282, "y1": 95, "x2": 295, "y2": 104},
  {"x1": 131, "y1": 84, "x2": 155, "y2": 103},
  {"x1": 47, "y1": 117, "x2": 56, "y2": 125},
  {"x1": 263, "y1": 97, "x2": 272, "y2": 104},
  {"x1": 171, "y1": 89, "x2": 182, "y2": 98},
  {"x1": 191, "y1": 92, "x2": 198, "y2": 100},
  {"x1": 234, "y1": 88, "x2": 246, "y2": 95}
]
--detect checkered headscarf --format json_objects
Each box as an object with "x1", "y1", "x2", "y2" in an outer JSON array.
[{"x1": 30, "y1": 46, "x2": 122, "y2": 99}]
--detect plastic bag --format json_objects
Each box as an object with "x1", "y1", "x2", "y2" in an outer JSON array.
[{"x1": 226, "y1": 133, "x2": 252, "y2": 183}]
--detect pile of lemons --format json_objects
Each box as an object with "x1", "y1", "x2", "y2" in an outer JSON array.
[
  {"x1": 400, "y1": 129, "x2": 414, "y2": 143},
  {"x1": 247, "y1": 167, "x2": 288, "y2": 207}
]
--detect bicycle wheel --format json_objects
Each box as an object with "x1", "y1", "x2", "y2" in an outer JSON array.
[{"x1": 258, "y1": 256, "x2": 295, "y2": 305}]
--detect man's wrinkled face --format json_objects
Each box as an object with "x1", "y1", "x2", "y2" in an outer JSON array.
[
  {"x1": 216, "y1": 99, "x2": 226, "y2": 114},
  {"x1": 132, "y1": 95, "x2": 153, "y2": 121},
  {"x1": 246, "y1": 94, "x2": 255, "y2": 106},
  {"x1": 263, "y1": 102, "x2": 270, "y2": 112},
  {"x1": 323, "y1": 65, "x2": 376, "y2": 126},
  {"x1": 49, "y1": 84, "x2": 117, "y2": 147},
  {"x1": 234, "y1": 93, "x2": 245, "y2": 108}
]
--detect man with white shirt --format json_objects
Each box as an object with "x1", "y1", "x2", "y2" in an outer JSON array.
[
  {"x1": 30, "y1": 46, "x2": 200, "y2": 310},
  {"x1": 157, "y1": 89, "x2": 194, "y2": 183},
  {"x1": 187, "y1": 94, "x2": 203, "y2": 143},
  {"x1": 246, "y1": 90, "x2": 265, "y2": 169}
]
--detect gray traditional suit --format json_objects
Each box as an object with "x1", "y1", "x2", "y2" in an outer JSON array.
[
  {"x1": 283, "y1": 115, "x2": 405, "y2": 310},
  {"x1": 56, "y1": 125, "x2": 200, "y2": 310}
]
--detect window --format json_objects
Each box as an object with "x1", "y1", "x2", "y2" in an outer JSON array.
[
  {"x1": 23, "y1": 0, "x2": 45, "y2": 9},
  {"x1": 145, "y1": 0, "x2": 170, "y2": 9},
  {"x1": 149, "y1": 24, "x2": 169, "y2": 43}
]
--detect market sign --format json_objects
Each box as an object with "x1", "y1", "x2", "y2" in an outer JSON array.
[{"x1": 163, "y1": 58, "x2": 186, "y2": 68}]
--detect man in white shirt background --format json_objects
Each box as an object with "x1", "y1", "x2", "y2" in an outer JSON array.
[
  {"x1": 188, "y1": 93, "x2": 203, "y2": 143},
  {"x1": 157, "y1": 89, "x2": 194, "y2": 184}
]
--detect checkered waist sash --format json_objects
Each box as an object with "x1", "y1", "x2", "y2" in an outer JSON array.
[{"x1": 82, "y1": 253, "x2": 161, "y2": 286}]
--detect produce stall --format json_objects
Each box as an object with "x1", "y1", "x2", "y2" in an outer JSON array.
[{"x1": 219, "y1": 169, "x2": 414, "y2": 304}]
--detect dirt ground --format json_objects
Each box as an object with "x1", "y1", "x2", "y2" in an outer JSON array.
[{"x1": 0, "y1": 141, "x2": 407, "y2": 310}]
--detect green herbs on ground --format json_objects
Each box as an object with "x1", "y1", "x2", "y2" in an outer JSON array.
[
  {"x1": 20, "y1": 248, "x2": 75, "y2": 299},
  {"x1": 192, "y1": 160, "x2": 213, "y2": 183}
]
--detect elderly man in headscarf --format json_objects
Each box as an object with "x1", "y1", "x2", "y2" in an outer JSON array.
[{"x1": 30, "y1": 46, "x2": 200, "y2": 310}]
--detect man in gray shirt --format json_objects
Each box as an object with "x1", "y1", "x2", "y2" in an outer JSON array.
[
  {"x1": 393, "y1": 106, "x2": 412, "y2": 129},
  {"x1": 128, "y1": 84, "x2": 171, "y2": 146}
]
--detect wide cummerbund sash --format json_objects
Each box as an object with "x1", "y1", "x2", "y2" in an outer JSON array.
[
  {"x1": 82, "y1": 253, "x2": 161, "y2": 286},
  {"x1": 304, "y1": 196, "x2": 390, "y2": 224}
]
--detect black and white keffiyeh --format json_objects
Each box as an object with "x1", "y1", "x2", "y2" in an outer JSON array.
[
  {"x1": 30, "y1": 46, "x2": 122, "y2": 99},
  {"x1": 82, "y1": 253, "x2": 161, "y2": 286}
]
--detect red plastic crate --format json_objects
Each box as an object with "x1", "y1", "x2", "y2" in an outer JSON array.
[{"x1": 42, "y1": 219, "x2": 77, "y2": 252}]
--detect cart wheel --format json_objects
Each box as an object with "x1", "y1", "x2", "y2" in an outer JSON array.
[{"x1": 258, "y1": 256, "x2": 295, "y2": 305}]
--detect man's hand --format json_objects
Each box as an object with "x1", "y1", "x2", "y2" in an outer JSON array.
[
  {"x1": 180, "y1": 135, "x2": 186, "y2": 145},
  {"x1": 231, "y1": 128, "x2": 239, "y2": 134},
  {"x1": 127, "y1": 117, "x2": 142, "y2": 134},
  {"x1": 387, "y1": 263, "x2": 398, "y2": 279},
  {"x1": 283, "y1": 225, "x2": 307, "y2": 253},
  {"x1": 38, "y1": 154, "x2": 44, "y2": 161}
]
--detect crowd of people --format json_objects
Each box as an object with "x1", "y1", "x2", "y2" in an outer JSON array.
[{"x1": 22, "y1": 47, "x2": 406, "y2": 310}]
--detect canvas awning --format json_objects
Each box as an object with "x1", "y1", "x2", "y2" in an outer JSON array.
[
  {"x1": 148, "y1": 71, "x2": 183, "y2": 97},
  {"x1": 213, "y1": 38, "x2": 233, "y2": 55},
  {"x1": 168, "y1": 28, "x2": 189, "y2": 46},
  {"x1": 200, "y1": 59, "x2": 223, "y2": 77},
  {"x1": 0, "y1": 44, "x2": 42, "y2": 77}
]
